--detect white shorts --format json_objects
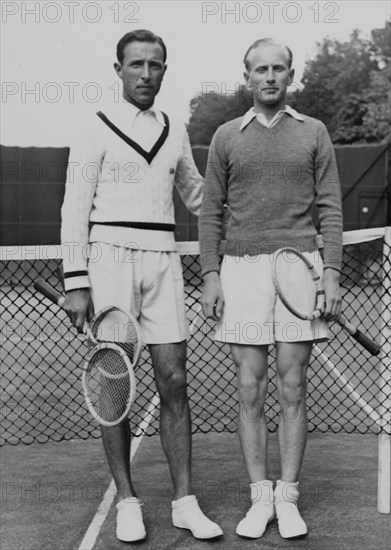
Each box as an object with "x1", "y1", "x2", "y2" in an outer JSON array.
[
  {"x1": 88, "y1": 242, "x2": 190, "y2": 345},
  {"x1": 215, "y1": 251, "x2": 329, "y2": 345}
]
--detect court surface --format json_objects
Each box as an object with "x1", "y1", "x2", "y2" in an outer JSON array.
[{"x1": 1, "y1": 431, "x2": 390, "y2": 550}]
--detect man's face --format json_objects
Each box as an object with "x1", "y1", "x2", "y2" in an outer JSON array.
[
  {"x1": 244, "y1": 44, "x2": 294, "y2": 109},
  {"x1": 114, "y1": 41, "x2": 166, "y2": 109}
]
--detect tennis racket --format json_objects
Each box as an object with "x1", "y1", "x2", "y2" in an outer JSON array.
[
  {"x1": 33, "y1": 279, "x2": 142, "y2": 425},
  {"x1": 272, "y1": 247, "x2": 380, "y2": 356}
]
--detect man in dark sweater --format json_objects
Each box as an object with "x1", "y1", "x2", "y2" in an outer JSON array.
[{"x1": 199, "y1": 38, "x2": 343, "y2": 539}]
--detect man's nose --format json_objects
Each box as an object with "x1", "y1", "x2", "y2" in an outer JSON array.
[
  {"x1": 266, "y1": 68, "x2": 275, "y2": 83},
  {"x1": 141, "y1": 63, "x2": 151, "y2": 80}
]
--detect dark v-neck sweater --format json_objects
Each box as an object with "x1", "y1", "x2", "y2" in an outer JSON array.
[{"x1": 199, "y1": 113, "x2": 343, "y2": 275}]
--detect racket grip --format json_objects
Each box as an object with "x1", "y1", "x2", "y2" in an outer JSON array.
[
  {"x1": 34, "y1": 279, "x2": 65, "y2": 308},
  {"x1": 351, "y1": 330, "x2": 381, "y2": 356},
  {"x1": 338, "y1": 315, "x2": 381, "y2": 356}
]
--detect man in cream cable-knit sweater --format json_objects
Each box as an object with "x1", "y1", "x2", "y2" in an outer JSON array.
[
  {"x1": 199, "y1": 38, "x2": 343, "y2": 540},
  {"x1": 61, "y1": 29, "x2": 222, "y2": 543}
]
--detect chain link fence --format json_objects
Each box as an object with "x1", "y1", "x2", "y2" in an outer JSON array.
[{"x1": 0, "y1": 229, "x2": 390, "y2": 445}]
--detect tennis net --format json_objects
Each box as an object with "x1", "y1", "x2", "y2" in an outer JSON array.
[{"x1": 0, "y1": 227, "x2": 390, "y2": 445}]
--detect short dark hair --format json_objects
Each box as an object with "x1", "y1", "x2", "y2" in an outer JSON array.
[
  {"x1": 243, "y1": 38, "x2": 293, "y2": 70},
  {"x1": 116, "y1": 29, "x2": 167, "y2": 64}
]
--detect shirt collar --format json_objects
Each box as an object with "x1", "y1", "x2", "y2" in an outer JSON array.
[
  {"x1": 128, "y1": 101, "x2": 166, "y2": 126},
  {"x1": 109, "y1": 100, "x2": 166, "y2": 127},
  {"x1": 240, "y1": 105, "x2": 305, "y2": 131}
]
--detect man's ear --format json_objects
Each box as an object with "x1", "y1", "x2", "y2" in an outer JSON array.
[
  {"x1": 162, "y1": 64, "x2": 167, "y2": 79},
  {"x1": 288, "y1": 68, "x2": 295, "y2": 86},
  {"x1": 244, "y1": 71, "x2": 252, "y2": 91},
  {"x1": 114, "y1": 62, "x2": 122, "y2": 78}
]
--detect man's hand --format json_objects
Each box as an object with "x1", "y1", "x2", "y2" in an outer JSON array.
[
  {"x1": 200, "y1": 271, "x2": 224, "y2": 321},
  {"x1": 323, "y1": 268, "x2": 342, "y2": 321},
  {"x1": 63, "y1": 288, "x2": 93, "y2": 332}
]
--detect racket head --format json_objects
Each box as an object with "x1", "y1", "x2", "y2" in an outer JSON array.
[
  {"x1": 82, "y1": 342, "x2": 137, "y2": 426},
  {"x1": 89, "y1": 306, "x2": 142, "y2": 367},
  {"x1": 272, "y1": 247, "x2": 326, "y2": 321}
]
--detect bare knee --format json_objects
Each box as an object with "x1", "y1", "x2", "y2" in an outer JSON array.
[
  {"x1": 160, "y1": 368, "x2": 187, "y2": 397},
  {"x1": 149, "y1": 342, "x2": 188, "y2": 402},
  {"x1": 237, "y1": 371, "x2": 268, "y2": 406},
  {"x1": 276, "y1": 343, "x2": 310, "y2": 406},
  {"x1": 231, "y1": 345, "x2": 268, "y2": 407},
  {"x1": 279, "y1": 367, "x2": 306, "y2": 398},
  {"x1": 154, "y1": 361, "x2": 188, "y2": 405}
]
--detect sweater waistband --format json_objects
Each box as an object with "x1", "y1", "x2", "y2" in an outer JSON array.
[
  {"x1": 89, "y1": 224, "x2": 177, "y2": 252},
  {"x1": 223, "y1": 237, "x2": 319, "y2": 257},
  {"x1": 92, "y1": 221, "x2": 175, "y2": 232}
]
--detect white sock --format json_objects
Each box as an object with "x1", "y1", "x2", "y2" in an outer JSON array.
[
  {"x1": 250, "y1": 480, "x2": 274, "y2": 505},
  {"x1": 274, "y1": 480, "x2": 299, "y2": 507}
]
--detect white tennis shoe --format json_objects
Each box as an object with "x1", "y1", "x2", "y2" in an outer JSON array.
[
  {"x1": 236, "y1": 501, "x2": 275, "y2": 538},
  {"x1": 172, "y1": 495, "x2": 223, "y2": 539},
  {"x1": 236, "y1": 479, "x2": 275, "y2": 538},
  {"x1": 116, "y1": 497, "x2": 146, "y2": 542},
  {"x1": 274, "y1": 480, "x2": 308, "y2": 539}
]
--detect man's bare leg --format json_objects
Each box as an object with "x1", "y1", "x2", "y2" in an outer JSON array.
[
  {"x1": 274, "y1": 340, "x2": 312, "y2": 539},
  {"x1": 230, "y1": 344, "x2": 269, "y2": 482},
  {"x1": 101, "y1": 341, "x2": 193, "y2": 500},
  {"x1": 275, "y1": 341, "x2": 312, "y2": 482},
  {"x1": 101, "y1": 422, "x2": 136, "y2": 499},
  {"x1": 149, "y1": 341, "x2": 192, "y2": 499},
  {"x1": 231, "y1": 344, "x2": 274, "y2": 539},
  {"x1": 149, "y1": 340, "x2": 223, "y2": 539}
]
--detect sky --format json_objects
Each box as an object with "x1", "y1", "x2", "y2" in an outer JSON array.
[{"x1": 1, "y1": 0, "x2": 390, "y2": 147}]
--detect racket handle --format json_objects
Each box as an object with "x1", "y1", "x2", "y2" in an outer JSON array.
[
  {"x1": 34, "y1": 279, "x2": 65, "y2": 308},
  {"x1": 338, "y1": 315, "x2": 381, "y2": 356}
]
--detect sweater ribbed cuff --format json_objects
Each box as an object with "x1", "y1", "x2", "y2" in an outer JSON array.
[{"x1": 63, "y1": 273, "x2": 90, "y2": 291}]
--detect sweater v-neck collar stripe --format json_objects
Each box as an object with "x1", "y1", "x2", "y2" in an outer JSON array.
[
  {"x1": 249, "y1": 114, "x2": 290, "y2": 134},
  {"x1": 96, "y1": 110, "x2": 170, "y2": 164}
]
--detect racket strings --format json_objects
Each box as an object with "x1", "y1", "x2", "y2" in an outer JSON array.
[
  {"x1": 91, "y1": 310, "x2": 140, "y2": 365},
  {"x1": 83, "y1": 307, "x2": 140, "y2": 424},
  {"x1": 115, "y1": 342, "x2": 136, "y2": 363},
  {"x1": 86, "y1": 348, "x2": 131, "y2": 423},
  {"x1": 273, "y1": 250, "x2": 323, "y2": 321}
]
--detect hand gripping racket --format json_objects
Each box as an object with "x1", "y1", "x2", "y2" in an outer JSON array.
[
  {"x1": 272, "y1": 248, "x2": 380, "y2": 356},
  {"x1": 34, "y1": 279, "x2": 142, "y2": 425}
]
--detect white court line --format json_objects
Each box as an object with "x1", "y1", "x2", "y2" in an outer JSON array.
[
  {"x1": 189, "y1": 303, "x2": 202, "y2": 334},
  {"x1": 312, "y1": 345, "x2": 383, "y2": 427},
  {"x1": 78, "y1": 393, "x2": 161, "y2": 550}
]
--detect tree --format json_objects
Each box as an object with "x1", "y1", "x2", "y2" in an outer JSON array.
[
  {"x1": 330, "y1": 23, "x2": 390, "y2": 144},
  {"x1": 291, "y1": 23, "x2": 390, "y2": 143},
  {"x1": 332, "y1": 65, "x2": 390, "y2": 144},
  {"x1": 187, "y1": 86, "x2": 252, "y2": 146},
  {"x1": 291, "y1": 29, "x2": 378, "y2": 133}
]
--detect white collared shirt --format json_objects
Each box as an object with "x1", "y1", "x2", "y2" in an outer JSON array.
[
  {"x1": 104, "y1": 100, "x2": 166, "y2": 151},
  {"x1": 240, "y1": 105, "x2": 305, "y2": 131}
]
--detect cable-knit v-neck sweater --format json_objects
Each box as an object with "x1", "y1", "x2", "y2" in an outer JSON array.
[{"x1": 61, "y1": 108, "x2": 203, "y2": 291}]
